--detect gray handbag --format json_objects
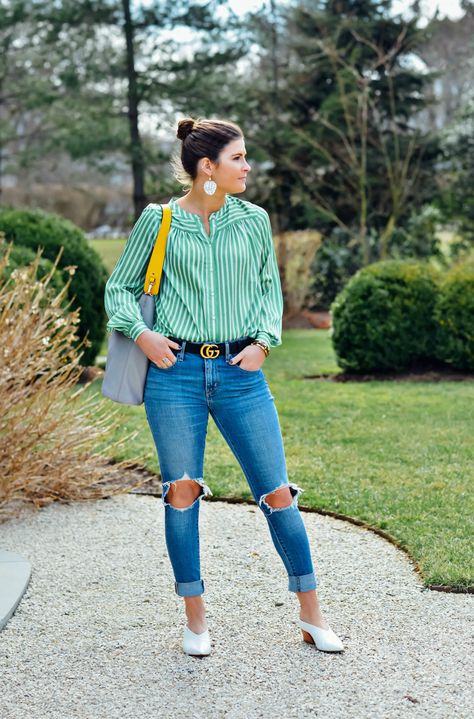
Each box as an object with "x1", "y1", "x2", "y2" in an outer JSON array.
[{"x1": 101, "y1": 204, "x2": 172, "y2": 405}]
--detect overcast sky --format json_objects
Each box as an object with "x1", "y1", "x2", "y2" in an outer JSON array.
[
  {"x1": 378, "y1": 0, "x2": 463, "y2": 20},
  {"x1": 226, "y1": 0, "x2": 464, "y2": 21},
  {"x1": 139, "y1": 0, "x2": 466, "y2": 138},
  {"x1": 138, "y1": 0, "x2": 464, "y2": 20}
]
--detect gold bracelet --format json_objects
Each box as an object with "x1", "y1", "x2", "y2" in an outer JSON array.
[{"x1": 251, "y1": 340, "x2": 270, "y2": 357}]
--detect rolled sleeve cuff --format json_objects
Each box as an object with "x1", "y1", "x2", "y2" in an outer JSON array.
[
  {"x1": 255, "y1": 330, "x2": 281, "y2": 348},
  {"x1": 130, "y1": 319, "x2": 152, "y2": 342}
]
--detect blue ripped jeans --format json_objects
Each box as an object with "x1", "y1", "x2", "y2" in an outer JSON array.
[{"x1": 143, "y1": 336, "x2": 318, "y2": 597}]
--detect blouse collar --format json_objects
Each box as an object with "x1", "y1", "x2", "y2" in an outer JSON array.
[{"x1": 168, "y1": 194, "x2": 232, "y2": 231}]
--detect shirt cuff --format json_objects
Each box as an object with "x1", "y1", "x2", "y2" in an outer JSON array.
[
  {"x1": 130, "y1": 319, "x2": 152, "y2": 342},
  {"x1": 254, "y1": 331, "x2": 272, "y2": 347}
]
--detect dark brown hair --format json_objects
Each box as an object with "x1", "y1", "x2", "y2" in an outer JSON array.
[{"x1": 172, "y1": 116, "x2": 243, "y2": 189}]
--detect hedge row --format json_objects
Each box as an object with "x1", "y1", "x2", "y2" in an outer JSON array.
[{"x1": 331, "y1": 258, "x2": 474, "y2": 372}]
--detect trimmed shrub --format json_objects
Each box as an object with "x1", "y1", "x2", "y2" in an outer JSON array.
[
  {"x1": 331, "y1": 260, "x2": 441, "y2": 372},
  {"x1": 434, "y1": 260, "x2": 474, "y2": 370},
  {"x1": 0, "y1": 206, "x2": 108, "y2": 365}
]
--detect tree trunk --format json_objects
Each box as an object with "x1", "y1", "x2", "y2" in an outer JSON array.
[
  {"x1": 269, "y1": 0, "x2": 288, "y2": 310},
  {"x1": 122, "y1": 0, "x2": 146, "y2": 221}
]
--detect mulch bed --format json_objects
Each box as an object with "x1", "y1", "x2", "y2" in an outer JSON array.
[
  {"x1": 80, "y1": 362, "x2": 473, "y2": 385},
  {"x1": 306, "y1": 367, "x2": 474, "y2": 382},
  {"x1": 104, "y1": 462, "x2": 163, "y2": 496}
]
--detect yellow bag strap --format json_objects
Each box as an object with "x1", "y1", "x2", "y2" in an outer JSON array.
[{"x1": 143, "y1": 204, "x2": 172, "y2": 295}]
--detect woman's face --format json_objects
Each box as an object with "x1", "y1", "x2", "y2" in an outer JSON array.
[{"x1": 201, "y1": 137, "x2": 251, "y2": 194}]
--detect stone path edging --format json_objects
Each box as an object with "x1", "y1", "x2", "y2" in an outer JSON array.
[{"x1": 0, "y1": 550, "x2": 32, "y2": 630}]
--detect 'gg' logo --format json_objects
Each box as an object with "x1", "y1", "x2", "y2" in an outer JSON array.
[{"x1": 200, "y1": 343, "x2": 220, "y2": 358}]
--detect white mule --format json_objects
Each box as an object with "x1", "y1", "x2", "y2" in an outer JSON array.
[
  {"x1": 298, "y1": 618, "x2": 344, "y2": 652},
  {"x1": 183, "y1": 624, "x2": 211, "y2": 656}
]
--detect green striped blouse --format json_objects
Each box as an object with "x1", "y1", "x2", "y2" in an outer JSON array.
[{"x1": 104, "y1": 194, "x2": 283, "y2": 348}]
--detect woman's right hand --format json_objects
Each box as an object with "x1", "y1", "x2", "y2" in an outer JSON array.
[{"x1": 135, "y1": 330, "x2": 181, "y2": 368}]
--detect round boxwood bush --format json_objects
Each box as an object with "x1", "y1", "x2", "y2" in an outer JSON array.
[
  {"x1": 331, "y1": 260, "x2": 441, "y2": 373},
  {"x1": 434, "y1": 258, "x2": 474, "y2": 370},
  {"x1": 0, "y1": 207, "x2": 108, "y2": 365}
]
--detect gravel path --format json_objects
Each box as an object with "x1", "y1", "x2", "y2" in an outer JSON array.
[{"x1": 0, "y1": 493, "x2": 472, "y2": 719}]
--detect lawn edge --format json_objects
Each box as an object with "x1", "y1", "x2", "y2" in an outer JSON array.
[{"x1": 128, "y1": 477, "x2": 474, "y2": 595}]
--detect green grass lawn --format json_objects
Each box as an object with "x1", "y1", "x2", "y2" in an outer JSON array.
[
  {"x1": 84, "y1": 329, "x2": 473, "y2": 590},
  {"x1": 89, "y1": 238, "x2": 127, "y2": 274}
]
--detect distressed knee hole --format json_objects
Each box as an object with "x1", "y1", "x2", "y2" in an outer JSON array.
[
  {"x1": 259, "y1": 482, "x2": 305, "y2": 514},
  {"x1": 162, "y1": 472, "x2": 213, "y2": 511},
  {"x1": 263, "y1": 486, "x2": 293, "y2": 508}
]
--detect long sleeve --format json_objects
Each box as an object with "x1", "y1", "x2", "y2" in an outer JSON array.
[
  {"x1": 255, "y1": 210, "x2": 284, "y2": 348},
  {"x1": 104, "y1": 204, "x2": 162, "y2": 342}
]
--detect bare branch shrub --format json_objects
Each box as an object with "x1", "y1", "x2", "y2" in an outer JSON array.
[{"x1": 0, "y1": 237, "x2": 149, "y2": 522}]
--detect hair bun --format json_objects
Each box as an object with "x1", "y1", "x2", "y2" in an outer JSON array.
[{"x1": 177, "y1": 118, "x2": 196, "y2": 141}]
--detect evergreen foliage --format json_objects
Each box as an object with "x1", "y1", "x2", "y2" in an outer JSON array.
[{"x1": 0, "y1": 207, "x2": 108, "y2": 365}]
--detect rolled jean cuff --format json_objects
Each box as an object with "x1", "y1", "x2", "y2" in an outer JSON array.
[
  {"x1": 175, "y1": 579, "x2": 205, "y2": 597},
  {"x1": 288, "y1": 572, "x2": 318, "y2": 593}
]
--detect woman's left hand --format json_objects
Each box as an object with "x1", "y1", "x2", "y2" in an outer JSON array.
[{"x1": 229, "y1": 344, "x2": 266, "y2": 371}]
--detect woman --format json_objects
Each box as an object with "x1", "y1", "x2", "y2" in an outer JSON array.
[{"x1": 104, "y1": 117, "x2": 344, "y2": 656}]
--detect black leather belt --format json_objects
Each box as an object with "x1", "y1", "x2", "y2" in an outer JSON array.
[{"x1": 168, "y1": 336, "x2": 255, "y2": 359}]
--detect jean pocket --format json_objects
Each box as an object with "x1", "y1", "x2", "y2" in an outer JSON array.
[{"x1": 228, "y1": 353, "x2": 261, "y2": 373}]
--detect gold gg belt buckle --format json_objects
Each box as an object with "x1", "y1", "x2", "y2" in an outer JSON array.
[{"x1": 200, "y1": 343, "x2": 220, "y2": 359}]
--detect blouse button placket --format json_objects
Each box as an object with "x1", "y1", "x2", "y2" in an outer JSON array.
[{"x1": 205, "y1": 216, "x2": 216, "y2": 338}]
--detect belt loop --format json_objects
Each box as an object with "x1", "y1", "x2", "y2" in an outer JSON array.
[
  {"x1": 225, "y1": 340, "x2": 230, "y2": 361},
  {"x1": 179, "y1": 340, "x2": 186, "y2": 360}
]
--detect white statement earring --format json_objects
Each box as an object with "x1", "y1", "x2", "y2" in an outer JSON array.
[{"x1": 203, "y1": 176, "x2": 217, "y2": 195}]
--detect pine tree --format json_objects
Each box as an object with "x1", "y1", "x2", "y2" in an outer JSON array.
[
  {"x1": 284, "y1": 0, "x2": 440, "y2": 262},
  {"x1": 1, "y1": 0, "x2": 247, "y2": 218},
  {"x1": 239, "y1": 0, "x2": 440, "y2": 267}
]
